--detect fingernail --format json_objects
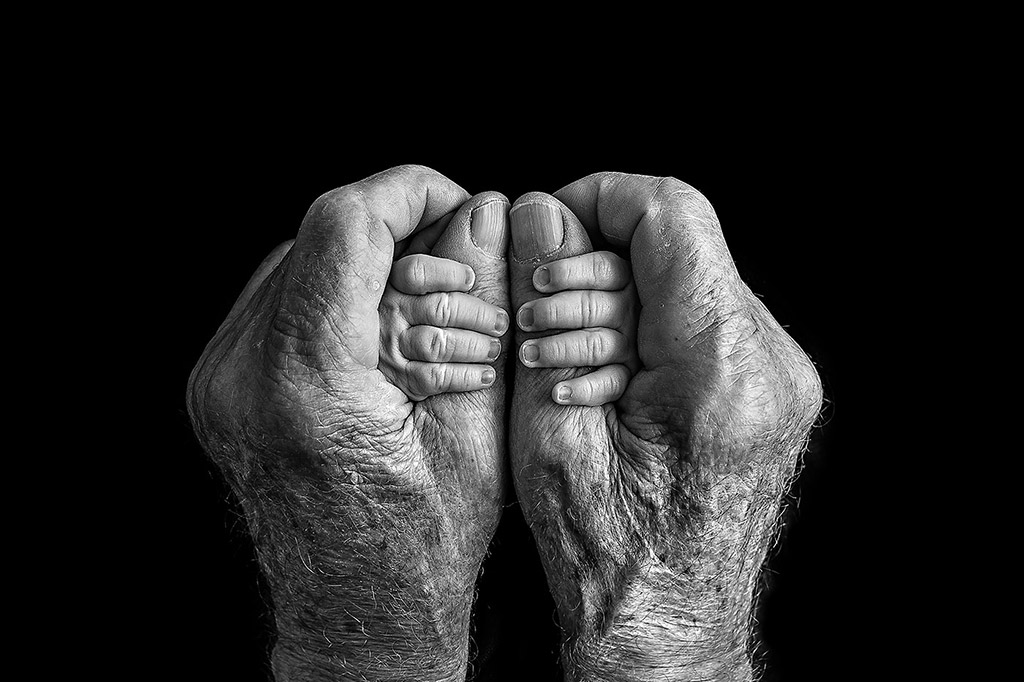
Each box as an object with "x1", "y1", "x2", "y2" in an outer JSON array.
[
  {"x1": 487, "y1": 339, "x2": 501, "y2": 360},
  {"x1": 533, "y1": 266, "x2": 550, "y2": 288},
  {"x1": 464, "y1": 266, "x2": 476, "y2": 289},
  {"x1": 471, "y1": 201, "x2": 507, "y2": 257},
  {"x1": 510, "y1": 202, "x2": 563, "y2": 260},
  {"x1": 517, "y1": 306, "x2": 534, "y2": 330},
  {"x1": 495, "y1": 309, "x2": 509, "y2": 335},
  {"x1": 556, "y1": 385, "x2": 572, "y2": 402},
  {"x1": 521, "y1": 343, "x2": 539, "y2": 363},
  {"x1": 481, "y1": 368, "x2": 495, "y2": 385}
]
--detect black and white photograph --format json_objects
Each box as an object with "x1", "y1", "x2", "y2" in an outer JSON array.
[{"x1": 134, "y1": 93, "x2": 907, "y2": 681}]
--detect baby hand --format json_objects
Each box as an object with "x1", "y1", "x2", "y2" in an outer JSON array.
[
  {"x1": 379, "y1": 254, "x2": 508, "y2": 401},
  {"x1": 515, "y1": 251, "x2": 639, "y2": 406}
]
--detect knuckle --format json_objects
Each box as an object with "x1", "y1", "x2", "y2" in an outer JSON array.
[
  {"x1": 456, "y1": 364, "x2": 475, "y2": 386},
  {"x1": 592, "y1": 254, "x2": 614, "y2": 282},
  {"x1": 313, "y1": 186, "x2": 367, "y2": 222},
  {"x1": 467, "y1": 333, "x2": 486, "y2": 358},
  {"x1": 582, "y1": 292, "x2": 603, "y2": 325},
  {"x1": 472, "y1": 301, "x2": 491, "y2": 328},
  {"x1": 586, "y1": 331, "x2": 608, "y2": 359},
  {"x1": 545, "y1": 336, "x2": 566, "y2": 362},
  {"x1": 427, "y1": 363, "x2": 449, "y2": 389},
  {"x1": 433, "y1": 293, "x2": 453, "y2": 325},
  {"x1": 409, "y1": 256, "x2": 429, "y2": 287},
  {"x1": 314, "y1": 187, "x2": 348, "y2": 210},
  {"x1": 653, "y1": 176, "x2": 716, "y2": 217},
  {"x1": 540, "y1": 301, "x2": 558, "y2": 328},
  {"x1": 395, "y1": 163, "x2": 433, "y2": 179},
  {"x1": 430, "y1": 329, "x2": 450, "y2": 361},
  {"x1": 575, "y1": 378, "x2": 595, "y2": 402},
  {"x1": 604, "y1": 367, "x2": 624, "y2": 392},
  {"x1": 394, "y1": 163, "x2": 421, "y2": 175},
  {"x1": 651, "y1": 176, "x2": 690, "y2": 202}
]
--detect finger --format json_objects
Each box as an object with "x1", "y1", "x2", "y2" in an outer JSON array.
[
  {"x1": 405, "y1": 292, "x2": 510, "y2": 336},
  {"x1": 551, "y1": 364, "x2": 632, "y2": 406},
  {"x1": 517, "y1": 290, "x2": 631, "y2": 332},
  {"x1": 282, "y1": 165, "x2": 470, "y2": 368},
  {"x1": 406, "y1": 361, "x2": 496, "y2": 399},
  {"x1": 508, "y1": 193, "x2": 599, "y2": 425},
  {"x1": 399, "y1": 326, "x2": 502, "y2": 363},
  {"x1": 408, "y1": 192, "x2": 512, "y2": 413},
  {"x1": 532, "y1": 251, "x2": 631, "y2": 293},
  {"x1": 509, "y1": 194, "x2": 595, "y2": 313},
  {"x1": 429, "y1": 192, "x2": 510, "y2": 311},
  {"x1": 389, "y1": 254, "x2": 475, "y2": 295},
  {"x1": 553, "y1": 172, "x2": 734, "y2": 371},
  {"x1": 518, "y1": 328, "x2": 631, "y2": 368}
]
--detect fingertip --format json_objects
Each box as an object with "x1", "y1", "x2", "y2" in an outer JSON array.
[
  {"x1": 470, "y1": 195, "x2": 510, "y2": 258},
  {"x1": 552, "y1": 383, "x2": 574, "y2": 404},
  {"x1": 533, "y1": 265, "x2": 551, "y2": 291},
  {"x1": 469, "y1": 189, "x2": 510, "y2": 208},
  {"x1": 461, "y1": 263, "x2": 477, "y2": 291},
  {"x1": 495, "y1": 308, "x2": 510, "y2": 336},
  {"x1": 519, "y1": 341, "x2": 540, "y2": 365},
  {"x1": 516, "y1": 304, "x2": 535, "y2": 331},
  {"x1": 553, "y1": 365, "x2": 632, "y2": 406},
  {"x1": 487, "y1": 339, "x2": 502, "y2": 361},
  {"x1": 510, "y1": 194, "x2": 566, "y2": 261}
]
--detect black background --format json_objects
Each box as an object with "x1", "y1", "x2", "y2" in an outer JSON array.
[{"x1": 134, "y1": 108, "x2": 902, "y2": 681}]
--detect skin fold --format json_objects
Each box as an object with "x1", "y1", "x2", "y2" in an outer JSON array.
[{"x1": 187, "y1": 166, "x2": 822, "y2": 682}]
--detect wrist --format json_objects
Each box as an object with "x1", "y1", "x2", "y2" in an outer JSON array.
[
  {"x1": 205, "y1": 439, "x2": 478, "y2": 681},
  {"x1": 270, "y1": 597, "x2": 472, "y2": 682},
  {"x1": 554, "y1": 466, "x2": 790, "y2": 682},
  {"x1": 561, "y1": 561, "x2": 753, "y2": 682},
  {"x1": 264, "y1": 510, "x2": 476, "y2": 681}
]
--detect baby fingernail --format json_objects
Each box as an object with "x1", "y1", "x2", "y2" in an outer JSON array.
[
  {"x1": 487, "y1": 339, "x2": 501, "y2": 360},
  {"x1": 521, "y1": 343, "x2": 539, "y2": 363},
  {"x1": 481, "y1": 368, "x2": 495, "y2": 385},
  {"x1": 464, "y1": 266, "x2": 476, "y2": 288},
  {"x1": 517, "y1": 306, "x2": 534, "y2": 330},
  {"x1": 495, "y1": 309, "x2": 509, "y2": 334},
  {"x1": 510, "y1": 201, "x2": 564, "y2": 260},
  {"x1": 471, "y1": 201, "x2": 508, "y2": 257},
  {"x1": 556, "y1": 385, "x2": 572, "y2": 402},
  {"x1": 533, "y1": 266, "x2": 550, "y2": 288}
]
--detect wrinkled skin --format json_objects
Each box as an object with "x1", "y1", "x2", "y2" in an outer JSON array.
[
  {"x1": 187, "y1": 166, "x2": 510, "y2": 681},
  {"x1": 187, "y1": 165, "x2": 823, "y2": 682},
  {"x1": 508, "y1": 175, "x2": 822, "y2": 681}
]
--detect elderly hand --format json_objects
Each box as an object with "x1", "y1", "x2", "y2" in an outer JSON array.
[
  {"x1": 507, "y1": 174, "x2": 822, "y2": 681},
  {"x1": 187, "y1": 165, "x2": 510, "y2": 681}
]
